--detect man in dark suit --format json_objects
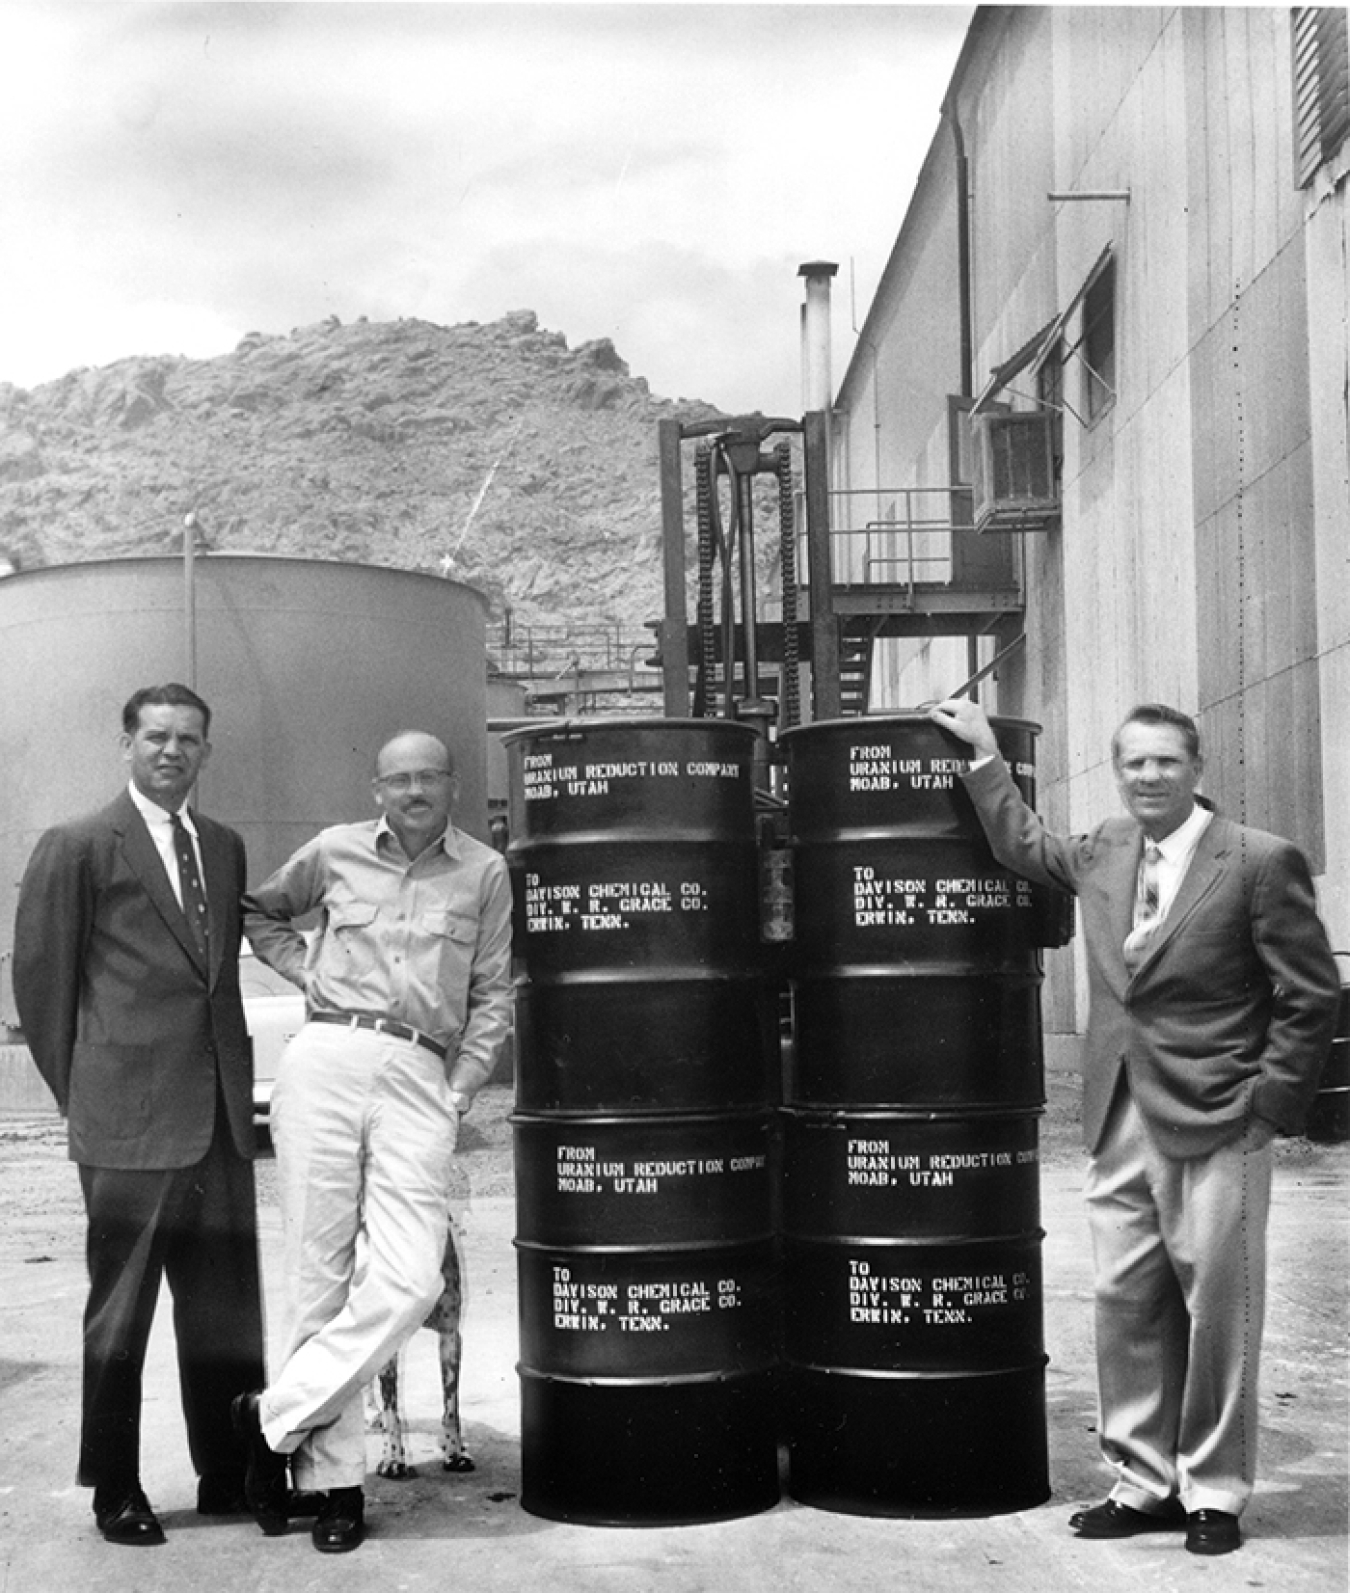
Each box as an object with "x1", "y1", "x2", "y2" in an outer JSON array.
[
  {"x1": 12, "y1": 683, "x2": 264, "y2": 1546},
  {"x1": 929, "y1": 697, "x2": 1339, "y2": 1557}
]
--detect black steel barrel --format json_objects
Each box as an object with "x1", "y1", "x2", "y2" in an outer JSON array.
[
  {"x1": 509, "y1": 719, "x2": 775, "y2": 1114},
  {"x1": 504, "y1": 719, "x2": 780, "y2": 1524},
  {"x1": 1306, "y1": 962, "x2": 1350, "y2": 1143},
  {"x1": 779, "y1": 713, "x2": 1053, "y2": 1515},
  {"x1": 785, "y1": 714, "x2": 1049, "y2": 1109},
  {"x1": 780, "y1": 1107, "x2": 1045, "y2": 1513}
]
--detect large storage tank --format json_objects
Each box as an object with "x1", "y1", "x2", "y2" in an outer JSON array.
[{"x1": 0, "y1": 555, "x2": 489, "y2": 1025}]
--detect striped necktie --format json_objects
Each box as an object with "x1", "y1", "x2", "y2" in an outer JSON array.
[
  {"x1": 1136, "y1": 840, "x2": 1162, "y2": 929},
  {"x1": 170, "y1": 812, "x2": 210, "y2": 958}
]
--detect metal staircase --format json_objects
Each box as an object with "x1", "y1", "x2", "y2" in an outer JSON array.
[{"x1": 837, "y1": 621, "x2": 879, "y2": 716}]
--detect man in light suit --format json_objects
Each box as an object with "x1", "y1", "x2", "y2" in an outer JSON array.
[
  {"x1": 12, "y1": 683, "x2": 265, "y2": 1546},
  {"x1": 929, "y1": 697, "x2": 1339, "y2": 1556}
]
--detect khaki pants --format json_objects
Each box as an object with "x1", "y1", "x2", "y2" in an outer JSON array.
[
  {"x1": 260, "y1": 1021, "x2": 457, "y2": 1490},
  {"x1": 1085, "y1": 1087, "x2": 1273, "y2": 1517}
]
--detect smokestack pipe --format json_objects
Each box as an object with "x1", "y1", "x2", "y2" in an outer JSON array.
[
  {"x1": 941, "y1": 99, "x2": 974, "y2": 399},
  {"x1": 797, "y1": 260, "x2": 839, "y2": 414}
]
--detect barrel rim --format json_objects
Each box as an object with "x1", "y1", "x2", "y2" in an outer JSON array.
[
  {"x1": 782, "y1": 1230, "x2": 1047, "y2": 1248},
  {"x1": 507, "y1": 829, "x2": 757, "y2": 848},
  {"x1": 777, "y1": 1104, "x2": 1044, "y2": 1124},
  {"x1": 516, "y1": 1365, "x2": 779, "y2": 1389},
  {"x1": 779, "y1": 711, "x2": 1042, "y2": 740},
  {"x1": 511, "y1": 1108, "x2": 776, "y2": 1128},
  {"x1": 514, "y1": 1103, "x2": 778, "y2": 1119},
  {"x1": 517, "y1": 967, "x2": 770, "y2": 985},
  {"x1": 788, "y1": 963, "x2": 1046, "y2": 980},
  {"x1": 514, "y1": 1235, "x2": 780, "y2": 1256},
  {"x1": 785, "y1": 1358, "x2": 1050, "y2": 1381},
  {"x1": 502, "y1": 716, "x2": 760, "y2": 746}
]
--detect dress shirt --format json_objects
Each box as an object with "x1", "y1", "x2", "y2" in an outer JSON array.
[
  {"x1": 1122, "y1": 803, "x2": 1213, "y2": 974},
  {"x1": 1142, "y1": 803, "x2": 1213, "y2": 921},
  {"x1": 243, "y1": 818, "x2": 514, "y2": 1097},
  {"x1": 127, "y1": 781, "x2": 205, "y2": 912}
]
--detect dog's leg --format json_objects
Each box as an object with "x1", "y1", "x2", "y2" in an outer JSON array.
[
  {"x1": 426, "y1": 1222, "x2": 473, "y2": 1472},
  {"x1": 437, "y1": 1320, "x2": 472, "y2": 1472},
  {"x1": 374, "y1": 1347, "x2": 417, "y2": 1479}
]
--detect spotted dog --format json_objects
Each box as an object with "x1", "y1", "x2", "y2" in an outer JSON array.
[{"x1": 367, "y1": 1221, "x2": 473, "y2": 1479}]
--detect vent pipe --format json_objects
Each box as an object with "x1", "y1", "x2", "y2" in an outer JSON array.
[
  {"x1": 798, "y1": 261, "x2": 839, "y2": 414},
  {"x1": 941, "y1": 97, "x2": 974, "y2": 399}
]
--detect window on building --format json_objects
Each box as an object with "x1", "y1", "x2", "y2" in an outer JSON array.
[
  {"x1": 1078, "y1": 260, "x2": 1116, "y2": 422},
  {"x1": 946, "y1": 396, "x2": 975, "y2": 531},
  {"x1": 1036, "y1": 340, "x2": 1064, "y2": 413},
  {"x1": 1035, "y1": 340, "x2": 1066, "y2": 473},
  {"x1": 1293, "y1": 8, "x2": 1350, "y2": 186},
  {"x1": 947, "y1": 395, "x2": 974, "y2": 488}
]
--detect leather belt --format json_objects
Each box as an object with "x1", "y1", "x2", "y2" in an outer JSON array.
[{"x1": 308, "y1": 1010, "x2": 447, "y2": 1060}]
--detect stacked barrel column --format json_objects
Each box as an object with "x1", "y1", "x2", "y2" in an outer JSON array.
[
  {"x1": 504, "y1": 718, "x2": 780, "y2": 1525},
  {"x1": 780, "y1": 713, "x2": 1052, "y2": 1516}
]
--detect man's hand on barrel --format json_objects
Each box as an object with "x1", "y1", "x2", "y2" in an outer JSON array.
[{"x1": 926, "y1": 698, "x2": 1000, "y2": 762}]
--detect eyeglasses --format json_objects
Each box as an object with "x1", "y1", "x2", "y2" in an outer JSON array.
[{"x1": 375, "y1": 769, "x2": 454, "y2": 793}]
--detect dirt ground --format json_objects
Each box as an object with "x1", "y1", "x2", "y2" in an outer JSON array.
[{"x1": 1, "y1": 1073, "x2": 1346, "y2": 1593}]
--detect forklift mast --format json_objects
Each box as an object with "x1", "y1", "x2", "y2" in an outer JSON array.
[{"x1": 656, "y1": 410, "x2": 839, "y2": 745}]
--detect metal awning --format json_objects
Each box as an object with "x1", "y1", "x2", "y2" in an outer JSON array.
[{"x1": 971, "y1": 243, "x2": 1115, "y2": 414}]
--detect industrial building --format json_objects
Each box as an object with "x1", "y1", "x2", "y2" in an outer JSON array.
[{"x1": 821, "y1": 5, "x2": 1350, "y2": 1034}]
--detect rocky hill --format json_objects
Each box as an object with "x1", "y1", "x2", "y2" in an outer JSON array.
[{"x1": 0, "y1": 310, "x2": 727, "y2": 665}]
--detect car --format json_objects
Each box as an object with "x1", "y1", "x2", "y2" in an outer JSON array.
[{"x1": 238, "y1": 949, "x2": 305, "y2": 1148}]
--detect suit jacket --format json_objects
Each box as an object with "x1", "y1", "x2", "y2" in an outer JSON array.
[
  {"x1": 12, "y1": 789, "x2": 255, "y2": 1169},
  {"x1": 964, "y1": 757, "x2": 1340, "y2": 1158}
]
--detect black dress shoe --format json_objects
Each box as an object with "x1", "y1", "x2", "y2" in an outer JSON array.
[
  {"x1": 1070, "y1": 1497, "x2": 1187, "y2": 1537},
  {"x1": 94, "y1": 1486, "x2": 166, "y2": 1546},
  {"x1": 1186, "y1": 1509, "x2": 1242, "y2": 1555},
  {"x1": 196, "y1": 1473, "x2": 250, "y2": 1515},
  {"x1": 312, "y1": 1487, "x2": 365, "y2": 1554},
  {"x1": 230, "y1": 1390, "x2": 290, "y2": 1536}
]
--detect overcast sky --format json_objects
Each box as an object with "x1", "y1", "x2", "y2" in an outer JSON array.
[{"x1": 0, "y1": 1, "x2": 972, "y2": 415}]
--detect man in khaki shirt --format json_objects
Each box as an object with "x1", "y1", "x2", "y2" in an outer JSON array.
[{"x1": 233, "y1": 730, "x2": 513, "y2": 1553}]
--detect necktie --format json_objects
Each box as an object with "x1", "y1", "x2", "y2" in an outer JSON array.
[
  {"x1": 170, "y1": 812, "x2": 210, "y2": 959},
  {"x1": 1124, "y1": 840, "x2": 1162, "y2": 970},
  {"x1": 1136, "y1": 840, "x2": 1162, "y2": 929}
]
